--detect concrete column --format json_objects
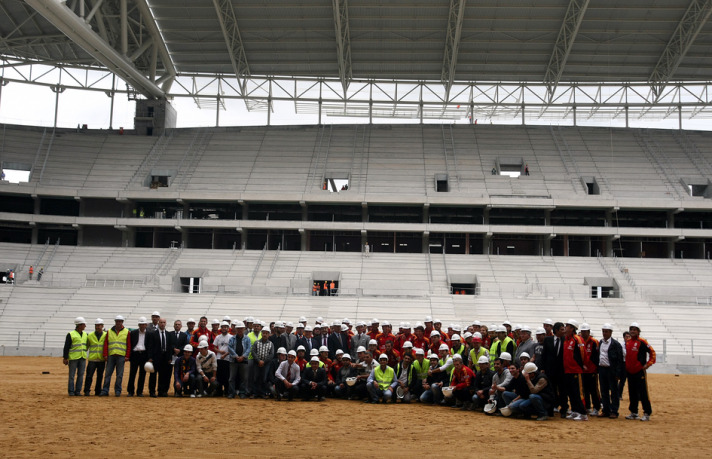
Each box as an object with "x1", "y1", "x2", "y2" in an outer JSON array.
[
  {"x1": 543, "y1": 236, "x2": 550, "y2": 256},
  {"x1": 605, "y1": 237, "x2": 613, "y2": 257},
  {"x1": 667, "y1": 238, "x2": 676, "y2": 259},
  {"x1": 422, "y1": 232, "x2": 429, "y2": 254},
  {"x1": 301, "y1": 229, "x2": 307, "y2": 251},
  {"x1": 122, "y1": 227, "x2": 136, "y2": 247}
]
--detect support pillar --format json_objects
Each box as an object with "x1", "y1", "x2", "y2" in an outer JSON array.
[
  {"x1": 301, "y1": 229, "x2": 307, "y2": 251},
  {"x1": 422, "y1": 231, "x2": 429, "y2": 254}
]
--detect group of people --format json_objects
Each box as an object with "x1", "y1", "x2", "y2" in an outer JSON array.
[
  {"x1": 63, "y1": 313, "x2": 655, "y2": 421},
  {"x1": 312, "y1": 281, "x2": 337, "y2": 296}
]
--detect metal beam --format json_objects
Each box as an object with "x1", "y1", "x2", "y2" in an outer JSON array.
[
  {"x1": 134, "y1": 0, "x2": 176, "y2": 93},
  {"x1": 441, "y1": 0, "x2": 466, "y2": 100},
  {"x1": 649, "y1": 0, "x2": 712, "y2": 101},
  {"x1": 212, "y1": 0, "x2": 250, "y2": 95},
  {"x1": 544, "y1": 0, "x2": 589, "y2": 103},
  {"x1": 332, "y1": 0, "x2": 352, "y2": 95},
  {"x1": 25, "y1": 0, "x2": 165, "y2": 99}
]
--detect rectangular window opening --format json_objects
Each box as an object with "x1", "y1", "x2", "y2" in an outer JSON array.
[
  {"x1": 2, "y1": 162, "x2": 32, "y2": 183},
  {"x1": 180, "y1": 277, "x2": 201, "y2": 294},
  {"x1": 322, "y1": 172, "x2": 350, "y2": 192},
  {"x1": 150, "y1": 175, "x2": 169, "y2": 188},
  {"x1": 451, "y1": 283, "x2": 477, "y2": 295},
  {"x1": 435, "y1": 173, "x2": 449, "y2": 192},
  {"x1": 689, "y1": 184, "x2": 709, "y2": 197}
]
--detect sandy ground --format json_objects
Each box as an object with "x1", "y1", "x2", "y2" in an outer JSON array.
[{"x1": 1, "y1": 356, "x2": 711, "y2": 458}]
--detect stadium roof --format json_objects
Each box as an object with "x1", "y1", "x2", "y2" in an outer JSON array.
[{"x1": 1, "y1": 0, "x2": 712, "y2": 120}]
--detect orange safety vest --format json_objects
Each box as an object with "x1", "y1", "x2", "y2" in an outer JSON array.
[
  {"x1": 330, "y1": 282, "x2": 335, "y2": 289},
  {"x1": 29, "y1": 267, "x2": 34, "y2": 274}
]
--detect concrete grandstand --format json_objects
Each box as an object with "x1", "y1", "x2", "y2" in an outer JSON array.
[{"x1": 1, "y1": 1, "x2": 712, "y2": 373}]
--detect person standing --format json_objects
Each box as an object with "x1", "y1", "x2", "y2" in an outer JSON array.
[
  {"x1": 541, "y1": 321, "x2": 566, "y2": 415},
  {"x1": 83, "y1": 318, "x2": 106, "y2": 396},
  {"x1": 579, "y1": 323, "x2": 601, "y2": 416},
  {"x1": 28, "y1": 265, "x2": 34, "y2": 280},
  {"x1": 147, "y1": 311, "x2": 161, "y2": 333},
  {"x1": 625, "y1": 322, "x2": 656, "y2": 422},
  {"x1": 127, "y1": 317, "x2": 155, "y2": 397},
  {"x1": 63, "y1": 317, "x2": 88, "y2": 396},
  {"x1": 100, "y1": 315, "x2": 131, "y2": 396},
  {"x1": 228, "y1": 321, "x2": 251, "y2": 399},
  {"x1": 598, "y1": 323, "x2": 624, "y2": 418},
  {"x1": 151, "y1": 318, "x2": 173, "y2": 397},
  {"x1": 250, "y1": 328, "x2": 274, "y2": 398},
  {"x1": 212, "y1": 321, "x2": 232, "y2": 397},
  {"x1": 562, "y1": 319, "x2": 588, "y2": 421}
]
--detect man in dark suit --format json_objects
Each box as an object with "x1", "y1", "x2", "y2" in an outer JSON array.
[
  {"x1": 169, "y1": 319, "x2": 190, "y2": 358},
  {"x1": 300, "y1": 357, "x2": 328, "y2": 401},
  {"x1": 127, "y1": 317, "x2": 156, "y2": 397},
  {"x1": 310, "y1": 326, "x2": 325, "y2": 352},
  {"x1": 598, "y1": 323, "x2": 625, "y2": 418},
  {"x1": 541, "y1": 321, "x2": 566, "y2": 416},
  {"x1": 327, "y1": 323, "x2": 350, "y2": 359},
  {"x1": 294, "y1": 324, "x2": 312, "y2": 354},
  {"x1": 150, "y1": 318, "x2": 173, "y2": 397}
]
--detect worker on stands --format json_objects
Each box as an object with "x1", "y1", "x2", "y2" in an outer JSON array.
[
  {"x1": 37, "y1": 267, "x2": 43, "y2": 281},
  {"x1": 63, "y1": 317, "x2": 88, "y2": 396},
  {"x1": 323, "y1": 281, "x2": 329, "y2": 296},
  {"x1": 330, "y1": 280, "x2": 336, "y2": 296},
  {"x1": 312, "y1": 282, "x2": 318, "y2": 296},
  {"x1": 29, "y1": 265, "x2": 33, "y2": 280}
]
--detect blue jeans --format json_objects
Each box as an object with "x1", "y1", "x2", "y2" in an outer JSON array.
[
  {"x1": 420, "y1": 384, "x2": 443, "y2": 404},
  {"x1": 367, "y1": 383, "x2": 393, "y2": 402},
  {"x1": 102, "y1": 355, "x2": 126, "y2": 395},
  {"x1": 68, "y1": 358, "x2": 86, "y2": 395},
  {"x1": 509, "y1": 394, "x2": 547, "y2": 417},
  {"x1": 503, "y1": 390, "x2": 518, "y2": 406}
]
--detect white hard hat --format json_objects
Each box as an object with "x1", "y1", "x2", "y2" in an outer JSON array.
[
  {"x1": 473, "y1": 332, "x2": 482, "y2": 339},
  {"x1": 356, "y1": 346, "x2": 367, "y2": 353},
  {"x1": 356, "y1": 321, "x2": 366, "y2": 327},
  {"x1": 234, "y1": 321, "x2": 245, "y2": 328},
  {"x1": 319, "y1": 346, "x2": 328, "y2": 353},
  {"x1": 404, "y1": 322, "x2": 411, "y2": 329},
  {"x1": 500, "y1": 352, "x2": 512, "y2": 361},
  {"x1": 402, "y1": 341, "x2": 414, "y2": 348},
  {"x1": 477, "y1": 356, "x2": 490, "y2": 364},
  {"x1": 500, "y1": 405, "x2": 512, "y2": 417},
  {"x1": 602, "y1": 323, "x2": 613, "y2": 330},
  {"x1": 566, "y1": 319, "x2": 579, "y2": 329},
  {"x1": 183, "y1": 344, "x2": 193, "y2": 352},
  {"x1": 450, "y1": 334, "x2": 461, "y2": 341},
  {"x1": 277, "y1": 347, "x2": 287, "y2": 355},
  {"x1": 144, "y1": 362, "x2": 155, "y2": 373},
  {"x1": 299, "y1": 316, "x2": 307, "y2": 323},
  {"x1": 378, "y1": 354, "x2": 388, "y2": 360},
  {"x1": 415, "y1": 321, "x2": 424, "y2": 329},
  {"x1": 222, "y1": 315, "x2": 231, "y2": 322},
  {"x1": 519, "y1": 352, "x2": 530, "y2": 359},
  {"x1": 341, "y1": 324, "x2": 348, "y2": 332},
  {"x1": 368, "y1": 339, "x2": 378, "y2": 346},
  {"x1": 496, "y1": 326, "x2": 506, "y2": 333},
  {"x1": 211, "y1": 319, "x2": 220, "y2": 325},
  {"x1": 424, "y1": 316, "x2": 433, "y2": 322},
  {"x1": 490, "y1": 324, "x2": 498, "y2": 331},
  {"x1": 342, "y1": 318, "x2": 351, "y2": 324},
  {"x1": 415, "y1": 348, "x2": 424, "y2": 355},
  {"x1": 138, "y1": 317, "x2": 148, "y2": 325},
  {"x1": 514, "y1": 324, "x2": 522, "y2": 330},
  {"x1": 296, "y1": 322, "x2": 304, "y2": 328},
  {"x1": 463, "y1": 332, "x2": 473, "y2": 339},
  {"x1": 472, "y1": 320, "x2": 482, "y2": 326},
  {"x1": 543, "y1": 318, "x2": 554, "y2": 326},
  {"x1": 502, "y1": 320, "x2": 512, "y2": 326},
  {"x1": 382, "y1": 321, "x2": 390, "y2": 327},
  {"x1": 115, "y1": 315, "x2": 125, "y2": 321},
  {"x1": 197, "y1": 341, "x2": 208, "y2": 349},
  {"x1": 399, "y1": 321, "x2": 405, "y2": 328},
  {"x1": 336, "y1": 349, "x2": 344, "y2": 355},
  {"x1": 74, "y1": 317, "x2": 86, "y2": 325},
  {"x1": 95, "y1": 318, "x2": 104, "y2": 325},
  {"x1": 331, "y1": 320, "x2": 340, "y2": 327},
  {"x1": 433, "y1": 318, "x2": 442, "y2": 324},
  {"x1": 220, "y1": 321, "x2": 230, "y2": 327},
  {"x1": 315, "y1": 316, "x2": 324, "y2": 324},
  {"x1": 428, "y1": 353, "x2": 439, "y2": 360},
  {"x1": 151, "y1": 311, "x2": 161, "y2": 317},
  {"x1": 245, "y1": 316, "x2": 254, "y2": 322},
  {"x1": 199, "y1": 335, "x2": 209, "y2": 342},
  {"x1": 371, "y1": 318, "x2": 379, "y2": 323},
  {"x1": 342, "y1": 353, "x2": 351, "y2": 360},
  {"x1": 535, "y1": 328, "x2": 546, "y2": 335},
  {"x1": 521, "y1": 325, "x2": 531, "y2": 332},
  {"x1": 187, "y1": 318, "x2": 196, "y2": 324},
  {"x1": 439, "y1": 343, "x2": 449, "y2": 351},
  {"x1": 310, "y1": 349, "x2": 319, "y2": 356},
  {"x1": 304, "y1": 326, "x2": 313, "y2": 332},
  {"x1": 275, "y1": 321, "x2": 285, "y2": 328},
  {"x1": 452, "y1": 354, "x2": 463, "y2": 361},
  {"x1": 310, "y1": 356, "x2": 320, "y2": 363},
  {"x1": 580, "y1": 323, "x2": 591, "y2": 331},
  {"x1": 523, "y1": 362, "x2": 538, "y2": 374},
  {"x1": 430, "y1": 330, "x2": 440, "y2": 338},
  {"x1": 288, "y1": 350, "x2": 297, "y2": 357},
  {"x1": 453, "y1": 325, "x2": 461, "y2": 332},
  {"x1": 286, "y1": 322, "x2": 294, "y2": 327},
  {"x1": 630, "y1": 322, "x2": 640, "y2": 330},
  {"x1": 297, "y1": 345, "x2": 306, "y2": 352}
]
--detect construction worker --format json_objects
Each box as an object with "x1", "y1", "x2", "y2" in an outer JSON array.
[
  {"x1": 625, "y1": 322, "x2": 656, "y2": 422},
  {"x1": 100, "y1": 315, "x2": 131, "y2": 397},
  {"x1": 83, "y1": 318, "x2": 106, "y2": 396},
  {"x1": 28, "y1": 265, "x2": 33, "y2": 280},
  {"x1": 366, "y1": 354, "x2": 397, "y2": 403},
  {"x1": 329, "y1": 280, "x2": 336, "y2": 296},
  {"x1": 579, "y1": 323, "x2": 601, "y2": 416},
  {"x1": 63, "y1": 317, "x2": 88, "y2": 396},
  {"x1": 562, "y1": 319, "x2": 588, "y2": 421}
]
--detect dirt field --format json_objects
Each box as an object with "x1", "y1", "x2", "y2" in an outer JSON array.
[{"x1": 1, "y1": 356, "x2": 711, "y2": 457}]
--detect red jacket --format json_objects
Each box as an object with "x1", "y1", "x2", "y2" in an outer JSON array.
[
  {"x1": 451, "y1": 365, "x2": 475, "y2": 391},
  {"x1": 583, "y1": 337, "x2": 599, "y2": 374},
  {"x1": 625, "y1": 337, "x2": 656, "y2": 374},
  {"x1": 376, "y1": 333, "x2": 397, "y2": 351},
  {"x1": 563, "y1": 334, "x2": 586, "y2": 374},
  {"x1": 411, "y1": 336, "x2": 430, "y2": 352}
]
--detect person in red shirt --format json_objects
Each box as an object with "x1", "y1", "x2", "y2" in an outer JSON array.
[
  {"x1": 562, "y1": 319, "x2": 588, "y2": 421},
  {"x1": 449, "y1": 354, "x2": 475, "y2": 410},
  {"x1": 625, "y1": 322, "x2": 656, "y2": 421},
  {"x1": 191, "y1": 316, "x2": 214, "y2": 351},
  {"x1": 395, "y1": 323, "x2": 414, "y2": 353},
  {"x1": 376, "y1": 322, "x2": 397, "y2": 352},
  {"x1": 579, "y1": 323, "x2": 601, "y2": 416},
  {"x1": 433, "y1": 320, "x2": 449, "y2": 341},
  {"x1": 429, "y1": 331, "x2": 447, "y2": 355},
  {"x1": 295, "y1": 345, "x2": 308, "y2": 372},
  {"x1": 424, "y1": 317, "x2": 434, "y2": 338},
  {"x1": 382, "y1": 340, "x2": 400, "y2": 369},
  {"x1": 367, "y1": 339, "x2": 381, "y2": 360},
  {"x1": 411, "y1": 324, "x2": 430, "y2": 352},
  {"x1": 368, "y1": 320, "x2": 380, "y2": 341}
]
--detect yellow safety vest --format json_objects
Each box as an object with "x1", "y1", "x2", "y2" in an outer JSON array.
[
  {"x1": 107, "y1": 327, "x2": 129, "y2": 356},
  {"x1": 87, "y1": 331, "x2": 107, "y2": 362},
  {"x1": 439, "y1": 357, "x2": 454, "y2": 382},
  {"x1": 374, "y1": 365, "x2": 395, "y2": 390},
  {"x1": 469, "y1": 347, "x2": 488, "y2": 369},
  {"x1": 450, "y1": 344, "x2": 465, "y2": 356},
  {"x1": 413, "y1": 358, "x2": 429, "y2": 380},
  {"x1": 68, "y1": 330, "x2": 87, "y2": 360},
  {"x1": 247, "y1": 331, "x2": 261, "y2": 360},
  {"x1": 489, "y1": 340, "x2": 502, "y2": 364},
  {"x1": 502, "y1": 336, "x2": 517, "y2": 356}
]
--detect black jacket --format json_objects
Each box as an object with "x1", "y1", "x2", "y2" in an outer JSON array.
[
  {"x1": 151, "y1": 329, "x2": 174, "y2": 363},
  {"x1": 541, "y1": 335, "x2": 564, "y2": 376},
  {"x1": 129, "y1": 328, "x2": 156, "y2": 355},
  {"x1": 301, "y1": 366, "x2": 328, "y2": 389},
  {"x1": 168, "y1": 330, "x2": 189, "y2": 357},
  {"x1": 599, "y1": 337, "x2": 625, "y2": 378},
  {"x1": 327, "y1": 332, "x2": 350, "y2": 359},
  {"x1": 474, "y1": 368, "x2": 495, "y2": 392}
]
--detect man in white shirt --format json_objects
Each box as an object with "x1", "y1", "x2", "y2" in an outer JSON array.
[
  {"x1": 212, "y1": 321, "x2": 232, "y2": 397},
  {"x1": 274, "y1": 350, "x2": 301, "y2": 401},
  {"x1": 598, "y1": 323, "x2": 624, "y2": 418}
]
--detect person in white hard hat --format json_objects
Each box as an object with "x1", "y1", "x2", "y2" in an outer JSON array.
[
  {"x1": 533, "y1": 328, "x2": 546, "y2": 363},
  {"x1": 185, "y1": 318, "x2": 197, "y2": 338},
  {"x1": 227, "y1": 321, "x2": 251, "y2": 399},
  {"x1": 274, "y1": 350, "x2": 301, "y2": 401},
  {"x1": 562, "y1": 319, "x2": 588, "y2": 421},
  {"x1": 333, "y1": 353, "x2": 358, "y2": 399},
  {"x1": 543, "y1": 319, "x2": 554, "y2": 337},
  {"x1": 467, "y1": 333, "x2": 489, "y2": 373},
  {"x1": 515, "y1": 325, "x2": 536, "y2": 367},
  {"x1": 174, "y1": 344, "x2": 197, "y2": 397},
  {"x1": 350, "y1": 322, "x2": 370, "y2": 361},
  {"x1": 301, "y1": 356, "x2": 328, "y2": 401},
  {"x1": 366, "y1": 354, "x2": 397, "y2": 403},
  {"x1": 63, "y1": 317, "x2": 88, "y2": 396},
  {"x1": 127, "y1": 317, "x2": 155, "y2": 397},
  {"x1": 100, "y1": 315, "x2": 130, "y2": 397},
  {"x1": 579, "y1": 323, "x2": 601, "y2": 416},
  {"x1": 195, "y1": 341, "x2": 218, "y2": 397},
  {"x1": 250, "y1": 327, "x2": 274, "y2": 399},
  {"x1": 625, "y1": 322, "x2": 656, "y2": 422},
  {"x1": 83, "y1": 318, "x2": 106, "y2": 396},
  {"x1": 419, "y1": 353, "x2": 447, "y2": 405},
  {"x1": 212, "y1": 321, "x2": 232, "y2": 397},
  {"x1": 598, "y1": 323, "x2": 624, "y2": 419},
  {"x1": 507, "y1": 362, "x2": 556, "y2": 421},
  {"x1": 147, "y1": 311, "x2": 161, "y2": 333},
  {"x1": 190, "y1": 316, "x2": 213, "y2": 351},
  {"x1": 471, "y1": 356, "x2": 495, "y2": 410}
]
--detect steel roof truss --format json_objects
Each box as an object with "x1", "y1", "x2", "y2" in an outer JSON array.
[
  {"x1": 212, "y1": 0, "x2": 250, "y2": 96},
  {"x1": 332, "y1": 0, "x2": 352, "y2": 96},
  {"x1": 441, "y1": 0, "x2": 466, "y2": 101}
]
